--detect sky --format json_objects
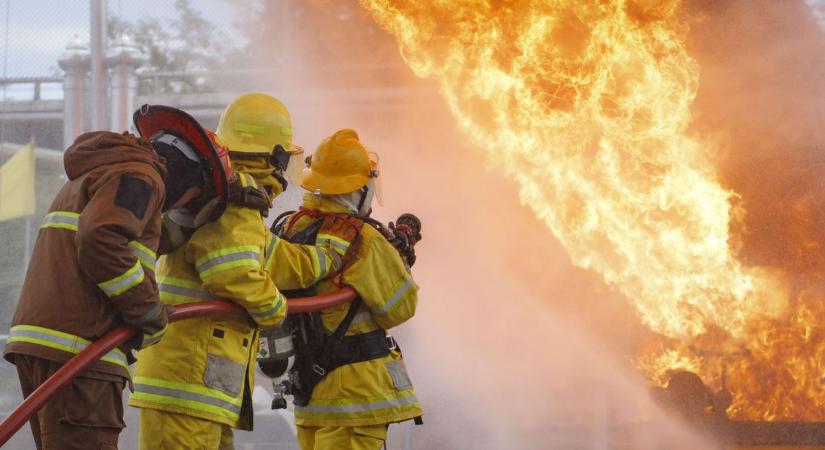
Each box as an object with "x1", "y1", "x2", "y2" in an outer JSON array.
[
  {"x1": 0, "y1": 0, "x2": 241, "y2": 99},
  {"x1": 1, "y1": 0, "x2": 824, "y2": 101}
]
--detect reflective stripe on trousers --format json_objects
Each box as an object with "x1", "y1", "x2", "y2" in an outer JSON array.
[
  {"x1": 294, "y1": 391, "x2": 419, "y2": 420},
  {"x1": 131, "y1": 376, "x2": 242, "y2": 423},
  {"x1": 7, "y1": 325, "x2": 129, "y2": 370}
]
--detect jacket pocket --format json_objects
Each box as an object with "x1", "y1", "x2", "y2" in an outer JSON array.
[
  {"x1": 61, "y1": 376, "x2": 126, "y2": 429},
  {"x1": 204, "y1": 353, "x2": 245, "y2": 397},
  {"x1": 385, "y1": 360, "x2": 413, "y2": 391},
  {"x1": 204, "y1": 325, "x2": 249, "y2": 397}
]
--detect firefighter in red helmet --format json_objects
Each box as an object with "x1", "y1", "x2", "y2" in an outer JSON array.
[{"x1": 3, "y1": 105, "x2": 231, "y2": 450}]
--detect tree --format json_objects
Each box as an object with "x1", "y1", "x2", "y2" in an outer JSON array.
[{"x1": 108, "y1": 0, "x2": 237, "y2": 94}]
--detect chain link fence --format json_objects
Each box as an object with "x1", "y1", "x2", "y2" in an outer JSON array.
[{"x1": 0, "y1": 2, "x2": 294, "y2": 449}]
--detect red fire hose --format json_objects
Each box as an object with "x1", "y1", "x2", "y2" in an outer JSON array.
[{"x1": 0, "y1": 288, "x2": 356, "y2": 447}]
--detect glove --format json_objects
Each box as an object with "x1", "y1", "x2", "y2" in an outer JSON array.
[
  {"x1": 125, "y1": 304, "x2": 174, "y2": 362},
  {"x1": 139, "y1": 304, "x2": 175, "y2": 349},
  {"x1": 315, "y1": 214, "x2": 361, "y2": 257},
  {"x1": 228, "y1": 173, "x2": 272, "y2": 217}
]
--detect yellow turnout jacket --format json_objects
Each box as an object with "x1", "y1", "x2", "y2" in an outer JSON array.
[
  {"x1": 289, "y1": 194, "x2": 423, "y2": 427},
  {"x1": 129, "y1": 173, "x2": 338, "y2": 430}
]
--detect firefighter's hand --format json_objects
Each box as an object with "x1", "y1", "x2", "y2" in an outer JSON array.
[
  {"x1": 136, "y1": 304, "x2": 174, "y2": 350},
  {"x1": 316, "y1": 214, "x2": 361, "y2": 257},
  {"x1": 228, "y1": 173, "x2": 272, "y2": 217}
]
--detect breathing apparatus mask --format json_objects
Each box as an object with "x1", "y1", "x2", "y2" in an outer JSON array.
[
  {"x1": 229, "y1": 144, "x2": 304, "y2": 198},
  {"x1": 151, "y1": 133, "x2": 206, "y2": 211}
]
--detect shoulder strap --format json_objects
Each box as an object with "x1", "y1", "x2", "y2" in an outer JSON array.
[
  {"x1": 330, "y1": 297, "x2": 363, "y2": 340},
  {"x1": 270, "y1": 210, "x2": 295, "y2": 235},
  {"x1": 287, "y1": 218, "x2": 323, "y2": 244},
  {"x1": 358, "y1": 215, "x2": 394, "y2": 241}
]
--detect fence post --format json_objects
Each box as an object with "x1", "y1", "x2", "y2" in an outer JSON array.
[
  {"x1": 106, "y1": 35, "x2": 144, "y2": 132},
  {"x1": 57, "y1": 36, "x2": 91, "y2": 149}
]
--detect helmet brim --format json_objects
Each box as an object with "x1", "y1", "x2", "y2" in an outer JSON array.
[
  {"x1": 133, "y1": 104, "x2": 229, "y2": 222},
  {"x1": 300, "y1": 169, "x2": 370, "y2": 195}
]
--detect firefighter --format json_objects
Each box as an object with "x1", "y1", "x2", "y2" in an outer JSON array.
[
  {"x1": 283, "y1": 129, "x2": 423, "y2": 450},
  {"x1": 128, "y1": 93, "x2": 352, "y2": 450},
  {"x1": 2, "y1": 105, "x2": 232, "y2": 450}
]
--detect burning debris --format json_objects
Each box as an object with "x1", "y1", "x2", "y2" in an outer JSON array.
[{"x1": 652, "y1": 370, "x2": 825, "y2": 447}]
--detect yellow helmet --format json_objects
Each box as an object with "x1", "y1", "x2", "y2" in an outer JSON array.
[
  {"x1": 217, "y1": 93, "x2": 293, "y2": 154},
  {"x1": 301, "y1": 128, "x2": 379, "y2": 195}
]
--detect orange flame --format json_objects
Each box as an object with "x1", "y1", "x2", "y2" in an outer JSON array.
[{"x1": 358, "y1": 0, "x2": 825, "y2": 421}]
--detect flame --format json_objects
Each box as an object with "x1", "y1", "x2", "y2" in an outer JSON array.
[{"x1": 360, "y1": 0, "x2": 825, "y2": 421}]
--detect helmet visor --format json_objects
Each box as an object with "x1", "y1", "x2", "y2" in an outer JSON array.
[
  {"x1": 284, "y1": 145, "x2": 305, "y2": 184},
  {"x1": 369, "y1": 152, "x2": 383, "y2": 206},
  {"x1": 270, "y1": 144, "x2": 305, "y2": 184}
]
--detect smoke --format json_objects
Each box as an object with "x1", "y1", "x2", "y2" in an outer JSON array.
[
  {"x1": 676, "y1": 0, "x2": 825, "y2": 420},
  {"x1": 688, "y1": 0, "x2": 825, "y2": 278},
  {"x1": 248, "y1": 1, "x2": 718, "y2": 448}
]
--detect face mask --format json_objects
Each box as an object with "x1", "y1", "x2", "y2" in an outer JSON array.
[
  {"x1": 357, "y1": 180, "x2": 376, "y2": 216},
  {"x1": 326, "y1": 179, "x2": 376, "y2": 216}
]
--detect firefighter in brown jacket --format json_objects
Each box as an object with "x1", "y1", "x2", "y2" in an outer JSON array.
[{"x1": 2, "y1": 105, "x2": 232, "y2": 450}]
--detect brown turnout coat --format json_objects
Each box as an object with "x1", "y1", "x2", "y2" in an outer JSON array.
[{"x1": 4, "y1": 131, "x2": 169, "y2": 381}]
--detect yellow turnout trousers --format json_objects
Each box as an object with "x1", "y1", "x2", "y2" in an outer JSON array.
[
  {"x1": 297, "y1": 424, "x2": 387, "y2": 450},
  {"x1": 139, "y1": 408, "x2": 234, "y2": 450}
]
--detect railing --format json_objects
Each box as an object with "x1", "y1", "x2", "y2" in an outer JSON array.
[{"x1": 0, "y1": 77, "x2": 62, "y2": 101}]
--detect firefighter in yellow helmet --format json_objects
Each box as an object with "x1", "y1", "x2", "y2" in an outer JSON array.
[
  {"x1": 129, "y1": 94, "x2": 352, "y2": 449},
  {"x1": 278, "y1": 129, "x2": 423, "y2": 450}
]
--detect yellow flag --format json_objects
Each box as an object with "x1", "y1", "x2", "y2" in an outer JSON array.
[{"x1": 0, "y1": 142, "x2": 36, "y2": 221}]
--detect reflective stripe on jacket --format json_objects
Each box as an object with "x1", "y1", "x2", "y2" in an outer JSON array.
[
  {"x1": 130, "y1": 202, "x2": 274, "y2": 429},
  {"x1": 264, "y1": 232, "x2": 337, "y2": 291},
  {"x1": 37, "y1": 210, "x2": 165, "y2": 347},
  {"x1": 288, "y1": 194, "x2": 423, "y2": 427},
  {"x1": 7, "y1": 325, "x2": 129, "y2": 371},
  {"x1": 40, "y1": 211, "x2": 159, "y2": 297},
  {"x1": 4, "y1": 132, "x2": 168, "y2": 380},
  {"x1": 130, "y1": 193, "x2": 338, "y2": 429}
]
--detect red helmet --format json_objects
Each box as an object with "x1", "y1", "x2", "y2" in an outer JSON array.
[
  {"x1": 204, "y1": 128, "x2": 232, "y2": 182},
  {"x1": 133, "y1": 104, "x2": 233, "y2": 223}
]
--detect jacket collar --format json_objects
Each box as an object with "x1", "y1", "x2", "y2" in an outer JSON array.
[{"x1": 301, "y1": 193, "x2": 351, "y2": 214}]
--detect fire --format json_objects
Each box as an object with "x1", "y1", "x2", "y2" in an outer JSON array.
[{"x1": 360, "y1": 0, "x2": 825, "y2": 421}]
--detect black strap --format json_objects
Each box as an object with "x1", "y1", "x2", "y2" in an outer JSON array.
[
  {"x1": 270, "y1": 210, "x2": 295, "y2": 235},
  {"x1": 326, "y1": 330, "x2": 391, "y2": 363},
  {"x1": 330, "y1": 297, "x2": 363, "y2": 340},
  {"x1": 285, "y1": 218, "x2": 323, "y2": 244}
]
